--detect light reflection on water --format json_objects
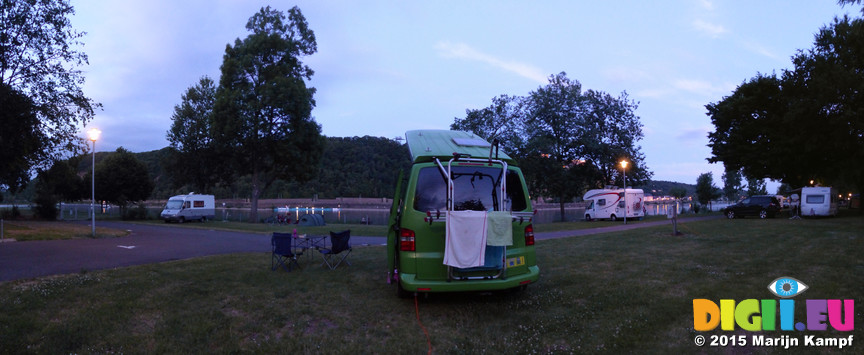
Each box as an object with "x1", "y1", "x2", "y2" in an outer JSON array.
[{"x1": 249, "y1": 202, "x2": 727, "y2": 224}]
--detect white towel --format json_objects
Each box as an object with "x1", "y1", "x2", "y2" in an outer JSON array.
[{"x1": 443, "y1": 210, "x2": 487, "y2": 268}]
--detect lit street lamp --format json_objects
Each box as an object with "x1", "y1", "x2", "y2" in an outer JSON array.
[
  {"x1": 88, "y1": 128, "x2": 101, "y2": 237},
  {"x1": 620, "y1": 159, "x2": 628, "y2": 225}
]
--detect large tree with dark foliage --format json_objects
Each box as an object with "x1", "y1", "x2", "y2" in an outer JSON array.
[
  {"x1": 451, "y1": 94, "x2": 527, "y2": 154},
  {"x1": 0, "y1": 83, "x2": 42, "y2": 192},
  {"x1": 722, "y1": 168, "x2": 744, "y2": 201},
  {"x1": 694, "y1": 172, "x2": 721, "y2": 207},
  {"x1": 0, "y1": 0, "x2": 98, "y2": 192},
  {"x1": 212, "y1": 6, "x2": 324, "y2": 222},
  {"x1": 453, "y1": 72, "x2": 650, "y2": 221},
  {"x1": 707, "y1": 15, "x2": 864, "y2": 196},
  {"x1": 165, "y1": 76, "x2": 220, "y2": 193},
  {"x1": 33, "y1": 156, "x2": 85, "y2": 219},
  {"x1": 87, "y1": 148, "x2": 153, "y2": 214}
]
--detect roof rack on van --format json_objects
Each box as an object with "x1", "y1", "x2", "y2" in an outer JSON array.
[{"x1": 405, "y1": 130, "x2": 514, "y2": 164}]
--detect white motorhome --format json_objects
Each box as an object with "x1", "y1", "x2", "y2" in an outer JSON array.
[
  {"x1": 160, "y1": 193, "x2": 215, "y2": 223},
  {"x1": 798, "y1": 186, "x2": 838, "y2": 217},
  {"x1": 583, "y1": 188, "x2": 645, "y2": 221}
]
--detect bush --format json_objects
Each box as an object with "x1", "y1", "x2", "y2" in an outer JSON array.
[
  {"x1": 0, "y1": 206, "x2": 22, "y2": 219},
  {"x1": 121, "y1": 204, "x2": 149, "y2": 220},
  {"x1": 33, "y1": 193, "x2": 59, "y2": 220}
]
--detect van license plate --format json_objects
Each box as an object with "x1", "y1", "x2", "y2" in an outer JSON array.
[{"x1": 507, "y1": 256, "x2": 525, "y2": 267}]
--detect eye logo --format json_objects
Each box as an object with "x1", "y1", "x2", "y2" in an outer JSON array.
[{"x1": 768, "y1": 277, "x2": 808, "y2": 298}]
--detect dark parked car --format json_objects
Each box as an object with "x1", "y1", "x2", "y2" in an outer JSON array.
[{"x1": 724, "y1": 195, "x2": 781, "y2": 219}]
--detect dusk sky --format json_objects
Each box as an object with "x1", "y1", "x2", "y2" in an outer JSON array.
[{"x1": 71, "y1": 1, "x2": 854, "y2": 189}]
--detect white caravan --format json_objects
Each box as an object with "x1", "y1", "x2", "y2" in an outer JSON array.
[
  {"x1": 583, "y1": 188, "x2": 645, "y2": 221},
  {"x1": 160, "y1": 193, "x2": 215, "y2": 223},
  {"x1": 798, "y1": 187, "x2": 838, "y2": 217}
]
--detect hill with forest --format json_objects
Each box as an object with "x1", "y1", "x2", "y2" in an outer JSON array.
[
  {"x1": 5, "y1": 136, "x2": 696, "y2": 203},
  {"x1": 130, "y1": 136, "x2": 411, "y2": 200}
]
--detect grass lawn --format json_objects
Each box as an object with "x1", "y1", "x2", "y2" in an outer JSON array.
[
  {"x1": 0, "y1": 212, "x2": 861, "y2": 353},
  {"x1": 0, "y1": 220, "x2": 128, "y2": 241}
]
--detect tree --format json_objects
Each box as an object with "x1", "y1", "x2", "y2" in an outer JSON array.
[
  {"x1": 212, "y1": 6, "x2": 324, "y2": 222},
  {"x1": 33, "y1": 157, "x2": 85, "y2": 219},
  {"x1": 706, "y1": 74, "x2": 791, "y2": 181},
  {"x1": 787, "y1": 16, "x2": 864, "y2": 197},
  {"x1": 452, "y1": 72, "x2": 649, "y2": 221},
  {"x1": 0, "y1": 0, "x2": 99, "y2": 191},
  {"x1": 88, "y1": 148, "x2": 154, "y2": 214},
  {"x1": 669, "y1": 186, "x2": 688, "y2": 200},
  {"x1": 722, "y1": 168, "x2": 744, "y2": 201},
  {"x1": 581, "y1": 89, "x2": 650, "y2": 187},
  {"x1": 695, "y1": 172, "x2": 721, "y2": 207},
  {"x1": 165, "y1": 76, "x2": 220, "y2": 192},
  {"x1": 0, "y1": 83, "x2": 43, "y2": 191},
  {"x1": 451, "y1": 94, "x2": 527, "y2": 154},
  {"x1": 706, "y1": 16, "x2": 864, "y2": 199},
  {"x1": 521, "y1": 73, "x2": 598, "y2": 220},
  {"x1": 746, "y1": 177, "x2": 768, "y2": 196}
]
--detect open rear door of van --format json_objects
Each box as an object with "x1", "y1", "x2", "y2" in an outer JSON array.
[{"x1": 386, "y1": 169, "x2": 405, "y2": 283}]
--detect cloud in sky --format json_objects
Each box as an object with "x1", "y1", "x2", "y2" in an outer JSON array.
[
  {"x1": 673, "y1": 79, "x2": 735, "y2": 98},
  {"x1": 435, "y1": 41, "x2": 548, "y2": 84},
  {"x1": 699, "y1": 0, "x2": 716, "y2": 11},
  {"x1": 692, "y1": 19, "x2": 728, "y2": 37}
]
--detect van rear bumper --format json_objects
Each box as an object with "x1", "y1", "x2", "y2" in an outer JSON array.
[{"x1": 400, "y1": 266, "x2": 539, "y2": 292}]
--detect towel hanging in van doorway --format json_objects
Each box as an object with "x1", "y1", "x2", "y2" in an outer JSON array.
[
  {"x1": 443, "y1": 210, "x2": 487, "y2": 268},
  {"x1": 485, "y1": 211, "x2": 513, "y2": 246}
]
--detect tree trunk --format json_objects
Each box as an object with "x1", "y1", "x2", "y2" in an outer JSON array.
[
  {"x1": 559, "y1": 199, "x2": 566, "y2": 222},
  {"x1": 249, "y1": 170, "x2": 261, "y2": 223}
]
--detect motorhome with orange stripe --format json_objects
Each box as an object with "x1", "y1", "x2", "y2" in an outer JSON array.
[{"x1": 583, "y1": 187, "x2": 644, "y2": 221}]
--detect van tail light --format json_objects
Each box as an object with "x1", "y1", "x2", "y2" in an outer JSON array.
[
  {"x1": 399, "y1": 228, "x2": 416, "y2": 251},
  {"x1": 524, "y1": 224, "x2": 535, "y2": 246}
]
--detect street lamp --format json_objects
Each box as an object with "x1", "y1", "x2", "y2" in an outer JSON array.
[
  {"x1": 87, "y1": 128, "x2": 101, "y2": 237},
  {"x1": 620, "y1": 159, "x2": 629, "y2": 225}
]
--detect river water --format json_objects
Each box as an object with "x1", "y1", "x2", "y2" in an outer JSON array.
[{"x1": 45, "y1": 201, "x2": 731, "y2": 225}]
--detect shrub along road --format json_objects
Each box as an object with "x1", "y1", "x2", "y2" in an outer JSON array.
[{"x1": 0, "y1": 216, "x2": 721, "y2": 282}]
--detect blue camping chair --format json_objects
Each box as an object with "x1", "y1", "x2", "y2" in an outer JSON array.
[
  {"x1": 320, "y1": 230, "x2": 352, "y2": 269},
  {"x1": 271, "y1": 232, "x2": 302, "y2": 272}
]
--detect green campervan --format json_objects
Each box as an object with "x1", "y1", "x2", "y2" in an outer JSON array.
[{"x1": 387, "y1": 130, "x2": 539, "y2": 297}]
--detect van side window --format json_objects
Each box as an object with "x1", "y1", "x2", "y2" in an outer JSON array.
[
  {"x1": 618, "y1": 201, "x2": 625, "y2": 208},
  {"x1": 194, "y1": 200, "x2": 205, "y2": 208},
  {"x1": 598, "y1": 199, "x2": 606, "y2": 206},
  {"x1": 184, "y1": 201, "x2": 191, "y2": 209},
  {"x1": 413, "y1": 166, "x2": 528, "y2": 212}
]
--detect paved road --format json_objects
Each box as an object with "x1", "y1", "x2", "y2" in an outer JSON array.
[{"x1": 0, "y1": 216, "x2": 720, "y2": 282}]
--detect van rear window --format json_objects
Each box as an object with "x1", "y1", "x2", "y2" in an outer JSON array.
[{"x1": 414, "y1": 166, "x2": 527, "y2": 212}]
